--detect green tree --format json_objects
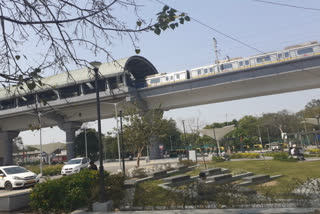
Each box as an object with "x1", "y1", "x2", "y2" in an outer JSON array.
[
  {"x1": 74, "y1": 129, "x2": 99, "y2": 161},
  {"x1": 103, "y1": 134, "x2": 119, "y2": 160},
  {"x1": 157, "y1": 118, "x2": 182, "y2": 151},
  {"x1": 123, "y1": 105, "x2": 166, "y2": 167}
]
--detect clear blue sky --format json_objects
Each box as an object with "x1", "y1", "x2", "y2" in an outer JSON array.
[{"x1": 20, "y1": 0, "x2": 320, "y2": 145}]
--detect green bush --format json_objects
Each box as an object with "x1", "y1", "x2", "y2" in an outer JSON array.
[
  {"x1": 307, "y1": 149, "x2": 320, "y2": 154},
  {"x1": 229, "y1": 153, "x2": 260, "y2": 159},
  {"x1": 26, "y1": 164, "x2": 63, "y2": 176},
  {"x1": 131, "y1": 168, "x2": 148, "y2": 178},
  {"x1": 272, "y1": 153, "x2": 297, "y2": 162},
  {"x1": 179, "y1": 160, "x2": 196, "y2": 167},
  {"x1": 211, "y1": 156, "x2": 225, "y2": 162},
  {"x1": 263, "y1": 152, "x2": 286, "y2": 157},
  {"x1": 30, "y1": 170, "x2": 125, "y2": 213}
]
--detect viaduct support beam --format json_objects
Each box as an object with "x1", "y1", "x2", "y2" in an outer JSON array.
[
  {"x1": 0, "y1": 131, "x2": 19, "y2": 166},
  {"x1": 59, "y1": 122, "x2": 82, "y2": 161},
  {"x1": 148, "y1": 109, "x2": 164, "y2": 160}
]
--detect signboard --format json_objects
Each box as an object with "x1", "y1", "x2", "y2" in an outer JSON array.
[{"x1": 189, "y1": 150, "x2": 197, "y2": 162}]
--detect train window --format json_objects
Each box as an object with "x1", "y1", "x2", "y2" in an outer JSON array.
[
  {"x1": 278, "y1": 54, "x2": 282, "y2": 58},
  {"x1": 170, "y1": 76, "x2": 173, "y2": 80},
  {"x1": 245, "y1": 60, "x2": 249, "y2": 65},
  {"x1": 150, "y1": 78, "x2": 160, "y2": 84},
  {"x1": 165, "y1": 77, "x2": 169, "y2": 81},
  {"x1": 256, "y1": 55, "x2": 271, "y2": 63},
  {"x1": 204, "y1": 69, "x2": 208, "y2": 74},
  {"x1": 209, "y1": 67, "x2": 214, "y2": 73},
  {"x1": 284, "y1": 52, "x2": 289, "y2": 57},
  {"x1": 176, "y1": 74, "x2": 180, "y2": 79},
  {"x1": 239, "y1": 62, "x2": 243, "y2": 66},
  {"x1": 223, "y1": 63, "x2": 233, "y2": 69},
  {"x1": 197, "y1": 70, "x2": 201, "y2": 75},
  {"x1": 297, "y1": 47, "x2": 313, "y2": 55}
]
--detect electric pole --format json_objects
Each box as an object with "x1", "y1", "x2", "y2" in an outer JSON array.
[{"x1": 213, "y1": 38, "x2": 220, "y2": 72}]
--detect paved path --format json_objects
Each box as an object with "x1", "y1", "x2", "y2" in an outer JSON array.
[{"x1": 72, "y1": 208, "x2": 319, "y2": 214}]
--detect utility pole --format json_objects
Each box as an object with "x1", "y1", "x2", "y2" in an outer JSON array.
[
  {"x1": 213, "y1": 38, "x2": 220, "y2": 72},
  {"x1": 182, "y1": 120, "x2": 188, "y2": 160},
  {"x1": 303, "y1": 119, "x2": 310, "y2": 146},
  {"x1": 120, "y1": 110, "x2": 125, "y2": 175},
  {"x1": 267, "y1": 127, "x2": 271, "y2": 145},
  {"x1": 257, "y1": 125, "x2": 263, "y2": 148},
  {"x1": 316, "y1": 115, "x2": 320, "y2": 148}
]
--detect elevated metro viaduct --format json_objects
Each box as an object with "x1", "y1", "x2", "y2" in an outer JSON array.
[
  {"x1": 1, "y1": 54, "x2": 320, "y2": 165},
  {"x1": 0, "y1": 56, "x2": 158, "y2": 165}
]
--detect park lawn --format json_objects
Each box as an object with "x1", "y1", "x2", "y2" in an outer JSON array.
[
  {"x1": 212, "y1": 160, "x2": 320, "y2": 198},
  {"x1": 133, "y1": 180, "x2": 183, "y2": 207}
]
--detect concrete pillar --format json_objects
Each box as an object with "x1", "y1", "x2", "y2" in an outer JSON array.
[
  {"x1": 147, "y1": 109, "x2": 164, "y2": 160},
  {"x1": 60, "y1": 122, "x2": 82, "y2": 161},
  {"x1": 149, "y1": 135, "x2": 161, "y2": 160},
  {"x1": 0, "y1": 131, "x2": 19, "y2": 166}
]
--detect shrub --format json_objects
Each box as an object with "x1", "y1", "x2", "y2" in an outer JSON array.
[
  {"x1": 229, "y1": 153, "x2": 260, "y2": 159},
  {"x1": 211, "y1": 156, "x2": 225, "y2": 162},
  {"x1": 104, "y1": 173, "x2": 125, "y2": 209},
  {"x1": 263, "y1": 152, "x2": 286, "y2": 157},
  {"x1": 307, "y1": 149, "x2": 320, "y2": 154},
  {"x1": 272, "y1": 153, "x2": 297, "y2": 162},
  {"x1": 131, "y1": 168, "x2": 148, "y2": 178},
  {"x1": 26, "y1": 165, "x2": 63, "y2": 176},
  {"x1": 30, "y1": 170, "x2": 124, "y2": 213},
  {"x1": 179, "y1": 160, "x2": 196, "y2": 167}
]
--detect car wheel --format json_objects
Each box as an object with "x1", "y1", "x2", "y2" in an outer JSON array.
[{"x1": 4, "y1": 181, "x2": 13, "y2": 191}]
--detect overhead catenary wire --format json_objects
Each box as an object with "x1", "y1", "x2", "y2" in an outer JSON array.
[
  {"x1": 252, "y1": 0, "x2": 320, "y2": 11},
  {"x1": 151, "y1": 0, "x2": 320, "y2": 78}
]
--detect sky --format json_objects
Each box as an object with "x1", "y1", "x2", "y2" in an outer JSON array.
[{"x1": 19, "y1": 0, "x2": 320, "y2": 145}]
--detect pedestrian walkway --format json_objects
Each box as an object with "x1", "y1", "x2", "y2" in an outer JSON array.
[{"x1": 72, "y1": 207, "x2": 319, "y2": 214}]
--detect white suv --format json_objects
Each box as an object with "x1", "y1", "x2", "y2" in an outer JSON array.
[
  {"x1": 0, "y1": 166, "x2": 40, "y2": 190},
  {"x1": 61, "y1": 157, "x2": 90, "y2": 176}
]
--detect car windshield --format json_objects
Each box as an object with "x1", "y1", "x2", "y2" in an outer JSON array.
[
  {"x1": 3, "y1": 166, "x2": 28, "y2": 175},
  {"x1": 66, "y1": 159, "x2": 82, "y2": 165}
]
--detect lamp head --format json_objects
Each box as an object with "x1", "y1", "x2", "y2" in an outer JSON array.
[{"x1": 90, "y1": 61, "x2": 102, "y2": 69}]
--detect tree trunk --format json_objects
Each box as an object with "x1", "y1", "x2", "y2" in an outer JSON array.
[{"x1": 136, "y1": 146, "x2": 145, "y2": 168}]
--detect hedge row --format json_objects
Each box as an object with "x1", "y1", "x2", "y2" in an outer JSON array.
[
  {"x1": 229, "y1": 153, "x2": 260, "y2": 159},
  {"x1": 263, "y1": 152, "x2": 287, "y2": 157},
  {"x1": 30, "y1": 170, "x2": 125, "y2": 213},
  {"x1": 307, "y1": 149, "x2": 320, "y2": 154},
  {"x1": 272, "y1": 152, "x2": 297, "y2": 162},
  {"x1": 26, "y1": 164, "x2": 63, "y2": 176}
]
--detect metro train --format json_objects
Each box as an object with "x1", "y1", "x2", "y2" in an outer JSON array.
[{"x1": 145, "y1": 41, "x2": 320, "y2": 87}]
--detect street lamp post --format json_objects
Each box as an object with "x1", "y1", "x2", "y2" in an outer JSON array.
[
  {"x1": 101, "y1": 102, "x2": 122, "y2": 170},
  {"x1": 84, "y1": 127, "x2": 88, "y2": 158},
  {"x1": 37, "y1": 111, "x2": 43, "y2": 176},
  {"x1": 90, "y1": 61, "x2": 105, "y2": 203},
  {"x1": 316, "y1": 115, "x2": 320, "y2": 148},
  {"x1": 120, "y1": 110, "x2": 125, "y2": 175},
  {"x1": 182, "y1": 120, "x2": 188, "y2": 160}
]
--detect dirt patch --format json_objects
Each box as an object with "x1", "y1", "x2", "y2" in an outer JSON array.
[{"x1": 259, "y1": 180, "x2": 279, "y2": 187}]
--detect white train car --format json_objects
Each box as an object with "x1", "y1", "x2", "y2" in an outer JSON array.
[
  {"x1": 146, "y1": 41, "x2": 320, "y2": 88},
  {"x1": 146, "y1": 70, "x2": 188, "y2": 87}
]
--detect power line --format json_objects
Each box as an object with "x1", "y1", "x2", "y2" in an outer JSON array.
[
  {"x1": 252, "y1": 0, "x2": 320, "y2": 11},
  {"x1": 152, "y1": 0, "x2": 267, "y2": 55},
  {"x1": 151, "y1": 0, "x2": 320, "y2": 78}
]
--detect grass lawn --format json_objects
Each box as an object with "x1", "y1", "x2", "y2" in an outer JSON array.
[{"x1": 209, "y1": 160, "x2": 320, "y2": 197}]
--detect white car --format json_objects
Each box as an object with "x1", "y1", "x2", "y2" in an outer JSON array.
[
  {"x1": 61, "y1": 157, "x2": 90, "y2": 176},
  {"x1": 0, "y1": 166, "x2": 40, "y2": 190}
]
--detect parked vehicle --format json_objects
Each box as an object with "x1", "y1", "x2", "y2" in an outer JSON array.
[
  {"x1": 61, "y1": 157, "x2": 90, "y2": 176},
  {"x1": 0, "y1": 165, "x2": 40, "y2": 190},
  {"x1": 270, "y1": 142, "x2": 281, "y2": 151}
]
